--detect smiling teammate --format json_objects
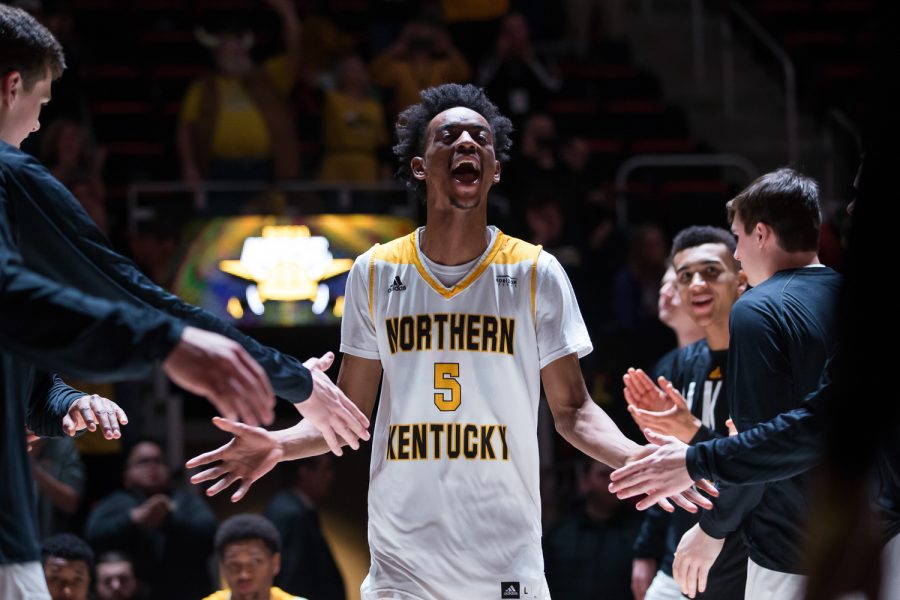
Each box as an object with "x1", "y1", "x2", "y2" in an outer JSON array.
[{"x1": 627, "y1": 226, "x2": 748, "y2": 600}]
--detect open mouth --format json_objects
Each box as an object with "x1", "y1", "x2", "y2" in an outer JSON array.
[
  {"x1": 451, "y1": 159, "x2": 481, "y2": 185},
  {"x1": 691, "y1": 295, "x2": 714, "y2": 310}
]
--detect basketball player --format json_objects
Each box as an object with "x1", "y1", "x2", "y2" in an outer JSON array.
[{"x1": 187, "y1": 84, "x2": 713, "y2": 599}]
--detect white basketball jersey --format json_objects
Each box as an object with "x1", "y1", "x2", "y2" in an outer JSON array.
[{"x1": 340, "y1": 226, "x2": 592, "y2": 600}]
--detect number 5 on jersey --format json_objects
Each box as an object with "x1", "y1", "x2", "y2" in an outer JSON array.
[{"x1": 434, "y1": 363, "x2": 461, "y2": 411}]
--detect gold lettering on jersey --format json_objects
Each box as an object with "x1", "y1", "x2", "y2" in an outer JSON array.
[
  {"x1": 411, "y1": 423, "x2": 427, "y2": 459},
  {"x1": 386, "y1": 423, "x2": 511, "y2": 461},
  {"x1": 385, "y1": 314, "x2": 515, "y2": 355},
  {"x1": 480, "y1": 425, "x2": 496, "y2": 459},
  {"x1": 498, "y1": 425, "x2": 509, "y2": 460},
  {"x1": 397, "y1": 424, "x2": 411, "y2": 459}
]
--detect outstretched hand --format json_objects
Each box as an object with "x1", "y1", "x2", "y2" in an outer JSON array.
[
  {"x1": 611, "y1": 429, "x2": 718, "y2": 511},
  {"x1": 294, "y1": 352, "x2": 370, "y2": 456},
  {"x1": 186, "y1": 417, "x2": 283, "y2": 503}
]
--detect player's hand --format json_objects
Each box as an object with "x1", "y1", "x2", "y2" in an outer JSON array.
[
  {"x1": 186, "y1": 416, "x2": 284, "y2": 503},
  {"x1": 129, "y1": 494, "x2": 171, "y2": 530},
  {"x1": 623, "y1": 368, "x2": 672, "y2": 413},
  {"x1": 610, "y1": 430, "x2": 718, "y2": 511},
  {"x1": 627, "y1": 378, "x2": 701, "y2": 443},
  {"x1": 673, "y1": 524, "x2": 725, "y2": 597},
  {"x1": 63, "y1": 394, "x2": 128, "y2": 439},
  {"x1": 631, "y1": 558, "x2": 657, "y2": 600},
  {"x1": 663, "y1": 489, "x2": 714, "y2": 513},
  {"x1": 294, "y1": 352, "x2": 370, "y2": 456},
  {"x1": 163, "y1": 326, "x2": 275, "y2": 427},
  {"x1": 621, "y1": 441, "x2": 713, "y2": 513}
]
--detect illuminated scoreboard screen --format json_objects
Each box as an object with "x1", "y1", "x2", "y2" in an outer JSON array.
[{"x1": 171, "y1": 215, "x2": 416, "y2": 327}]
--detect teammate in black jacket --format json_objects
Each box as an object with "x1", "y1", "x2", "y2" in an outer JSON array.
[{"x1": 0, "y1": 7, "x2": 367, "y2": 597}]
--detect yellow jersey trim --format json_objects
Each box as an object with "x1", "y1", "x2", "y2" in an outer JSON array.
[
  {"x1": 408, "y1": 229, "x2": 506, "y2": 299},
  {"x1": 371, "y1": 234, "x2": 418, "y2": 264},
  {"x1": 369, "y1": 230, "x2": 542, "y2": 301},
  {"x1": 368, "y1": 243, "x2": 380, "y2": 321},
  {"x1": 492, "y1": 236, "x2": 542, "y2": 265},
  {"x1": 531, "y1": 248, "x2": 541, "y2": 321}
]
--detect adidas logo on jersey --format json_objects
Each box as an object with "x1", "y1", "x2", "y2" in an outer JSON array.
[
  {"x1": 387, "y1": 275, "x2": 407, "y2": 293},
  {"x1": 501, "y1": 582, "x2": 520, "y2": 599},
  {"x1": 496, "y1": 274, "x2": 517, "y2": 288}
]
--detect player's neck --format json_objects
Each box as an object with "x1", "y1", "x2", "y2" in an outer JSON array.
[
  {"x1": 704, "y1": 320, "x2": 730, "y2": 351},
  {"x1": 761, "y1": 251, "x2": 821, "y2": 282},
  {"x1": 0, "y1": 117, "x2": 17, "y2": 147},
  {"x1": 673, "y1": 318, "x2": 705, "y2": 348},
  {"x1": 773, "y1": 251, "x2": 821, "y2": 273},
  {"x1": 421, "y1": 209, "x2": 490, "y2": 266}
]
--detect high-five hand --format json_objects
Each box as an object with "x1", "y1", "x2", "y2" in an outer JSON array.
[
  {"x1": 610, "y1": 430, "x2": 718, "y2": 511},
  {"x1": 186, "y1": 416, "x2": 283, "y2": 503},
  {"x1": 294, "y1": 352, "x2": 370, "y2": 456}
]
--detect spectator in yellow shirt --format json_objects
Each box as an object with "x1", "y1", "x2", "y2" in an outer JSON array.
[
  {"x1": 203, "y1": 514, "x2": 307, "y2": 600},
  {"x1": 177, "y1": 0, "x2": 302, "y2": 194},
  {"x1": 318, "y1": 56, "x2": 389, "y2": 183},
  {"x1": 370, "y1": 20, "x2": 471, "y2": 117}
]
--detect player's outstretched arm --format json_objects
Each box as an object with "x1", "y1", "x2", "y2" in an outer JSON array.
[
  {"x1": 542, "y1": 353, "x2": 714, "y2": 513},
  {"x1": 186, "y1": 353, "x2": 380, "y2": 502},
  {"x1": 545, "y1": 353, "x2": 639, "y2": 466}
]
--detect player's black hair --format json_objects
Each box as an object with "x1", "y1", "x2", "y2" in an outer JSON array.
[
  {"x1": 670, "y1": 225, "x2": 738, "y2": 266},
  {"x1": 394, "y1": 83, "x2": 513, "y2": 199}
]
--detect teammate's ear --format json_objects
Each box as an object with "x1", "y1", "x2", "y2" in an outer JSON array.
[
  {"x1": 0, "y1": 72, "x2": 22, "y2": 106},
  {"x1": 411, "y1": 157, "x2": 426, "y2": 181},
  {"x1": 492, "y1": 161, "x2": 501, "y2": 184},
  {"x1": 755, "y1": 222, "x2": 770, "y2": 249},
  {"x1": 736, "y1": 270, "x2": 749, "y2": 295}
]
